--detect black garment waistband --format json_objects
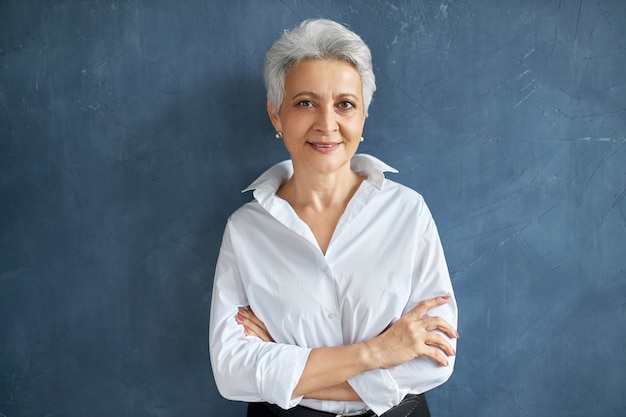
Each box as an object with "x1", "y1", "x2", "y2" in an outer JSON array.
[{"x1": 254, "y1": 393, "x2": 428, "y2": 417}]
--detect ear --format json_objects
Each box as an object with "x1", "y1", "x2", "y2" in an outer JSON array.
[{"x1": 267, "y1": 100, "x2": 282, "y2": 133}]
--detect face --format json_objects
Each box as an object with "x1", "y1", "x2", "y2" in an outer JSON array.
[{"x1": 267, "y1": 59, "x2": 366, "y2": 177}]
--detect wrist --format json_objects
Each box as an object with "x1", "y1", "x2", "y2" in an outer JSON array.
[{"x1": 358, "y1": 339, "x2": 382, "y2": 371}]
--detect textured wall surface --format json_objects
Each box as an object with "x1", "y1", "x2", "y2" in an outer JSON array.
[{"x1": 1, "y1": 1, "x2": 625, "y2": 416}]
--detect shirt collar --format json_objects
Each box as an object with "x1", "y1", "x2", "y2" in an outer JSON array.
[{"x1": 242, "y1": 154, "x2": 398, "y2": 203}]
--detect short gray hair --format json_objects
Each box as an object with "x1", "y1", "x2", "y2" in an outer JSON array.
[{"x1": 264, "y1": 19, "x2": 376, "y2": 116}]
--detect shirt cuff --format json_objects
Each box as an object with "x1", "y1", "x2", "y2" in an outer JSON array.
[
  {"x1": 348, "y1": 369, "x2": 409, "y2": 416},
  {"x1": 255, "y1": 343, "x2": 312, "y2": 409}
]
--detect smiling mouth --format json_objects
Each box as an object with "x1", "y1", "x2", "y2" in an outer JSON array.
[{"x1": 308, "y1": 141, "x2": 341, "y2": 149}]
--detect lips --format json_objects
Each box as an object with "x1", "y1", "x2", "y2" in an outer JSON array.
[{"x1": 308, "y1": 142, "x2": 340, "y2": 152}]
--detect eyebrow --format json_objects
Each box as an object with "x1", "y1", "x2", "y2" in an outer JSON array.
[{"x1": 291, "y1": 92, "x2": 360, "y2": 101}]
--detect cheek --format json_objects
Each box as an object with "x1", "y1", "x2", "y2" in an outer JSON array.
[
  {"x1": 279, "y1": 112, "x2": 305, "y2": 132},
  {"x1": 348, "y1": 119, "x2": 365, "y2": 138}
]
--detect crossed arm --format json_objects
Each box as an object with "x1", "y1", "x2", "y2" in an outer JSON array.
[{"x1": 236, "y1": 295, "x2": 459, "y2": 401}]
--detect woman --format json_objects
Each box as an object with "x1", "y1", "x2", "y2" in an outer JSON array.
[{"x1": 209, "y1": 19, "x2": 459, "y2": 417}]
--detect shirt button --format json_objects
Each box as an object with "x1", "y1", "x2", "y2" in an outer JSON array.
[{"x1": 327, "y1": 313, "x2": 338, "y2": 319}]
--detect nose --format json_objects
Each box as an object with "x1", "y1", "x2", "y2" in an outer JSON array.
[{"x1": 314, "y1": 106, "x2": 339, "y2": 135}]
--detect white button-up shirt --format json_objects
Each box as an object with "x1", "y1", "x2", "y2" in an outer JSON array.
[{"x1": 209, "y1": 154, "x2": 457, "y2": 416}]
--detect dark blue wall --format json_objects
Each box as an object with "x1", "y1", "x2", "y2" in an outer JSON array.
[{"x1": 1, "y1": 1, "x2": 625, "y2": 416}]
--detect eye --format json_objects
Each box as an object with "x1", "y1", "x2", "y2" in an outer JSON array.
[
  {"x1": 337, "y1": 101, "x2": 354, "y2": 110},
  {"x1": 298, "y1": 100, "x2": 314, "y2": 107}
]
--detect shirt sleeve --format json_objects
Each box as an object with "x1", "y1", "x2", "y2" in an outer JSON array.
[
  {"x1": 209, "y1": 222, "x2": 312, "y2": 409},
  {"x1": 348, "y1": 210, "x2": 458, "y2": 416}
]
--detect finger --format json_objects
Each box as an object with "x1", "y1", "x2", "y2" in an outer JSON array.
[
  {"x1": 240, "y1": 315, "x2": 273, "y2": 342},
  {"x1": 235, "y1": 308, "x2": 260, "y2": 333},
  {"x1": 236, "y1": 307, "x2": 275, "y2": 342},
  {"x1": 245, "y1": 308, "x2": 268, "y2": 331},
  {"x1": 424, "y1": 333, "x2": 456, "y2": 357},
  {"x1": 405, "y1": 295, "x2": 451, "y2": 320},
  {"x1": 424, "y1": 316, "x2": 460, "y2": 339},
  {"x1": 244, "y1": 310, "x2": 274, "y2": 342},
  {"x1": 241, "y1": 316, "x2": 271, "y2": 341},
  {"x1": 238, "y1": 312, "x2": 260, "y2": 335},
  {"x1": 421, "y1": 346, "x2": 451, "y2": 367}
]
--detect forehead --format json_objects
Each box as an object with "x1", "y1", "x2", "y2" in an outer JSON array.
[{"x1": 284, "y1": 59, "x2": 363, "y2": 95}]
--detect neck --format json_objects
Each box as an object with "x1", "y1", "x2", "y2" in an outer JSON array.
[{"x1": 278, "y1": 163, "x2": 364, "y2": 210}]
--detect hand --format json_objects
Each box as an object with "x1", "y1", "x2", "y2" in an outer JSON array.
[
  {"x1": 236, "y1": 306, "x2": 275, "y2": 342},
  {"x1": 366, "y1": 295, "x2": 459, "y2": 368}
]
